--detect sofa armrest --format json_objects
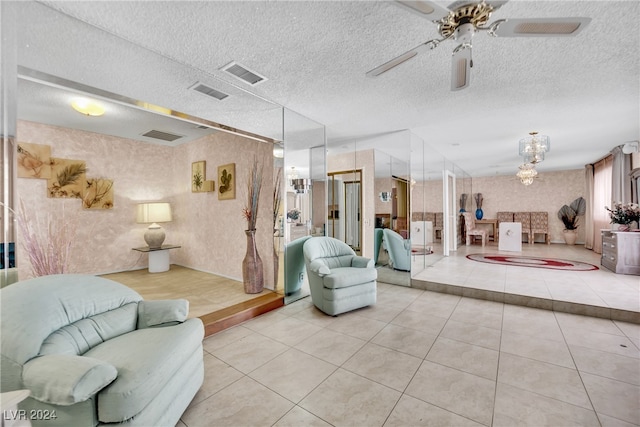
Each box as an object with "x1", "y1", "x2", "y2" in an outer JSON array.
[
  {"x1": 23, "y1": 354, "x2": 117, "y2": 405},
  {"x1": 351, "y1": 256, "x2": 374, "y2": 269},
  {"x1": 308, "y1": 259, "x2": 331, "y2": 277},
  {"x1": 137, "y1": 299, "x2": 189, "y2": 329}
]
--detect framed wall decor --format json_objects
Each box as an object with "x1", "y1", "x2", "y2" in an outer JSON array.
[
  {"x1": 47, "y1": 158, "x2": 87, "y2": 199},
  {"x1": 83, "y1": 178, "x2": 114, "y2": 209},
  {"x1": 192, "y1": 161, "x2": 206, "y2": 192},
  {"x1": 17, "y1": 142, "x2": 52, "y2": 179},
  {"x1": 218, "y1": 163, "x2": 235, "y2": 200}
]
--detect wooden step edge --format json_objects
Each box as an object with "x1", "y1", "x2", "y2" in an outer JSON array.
[{"x1": 200, "y1": 293, "x2": 284, "y2": 337}]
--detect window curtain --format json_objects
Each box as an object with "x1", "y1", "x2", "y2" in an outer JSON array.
[
  {"x1": 591, "y1": 156, "x2": 612, "y2": 254},
  {"x1": 611, "y1": 145, "x2": 632, "y2": 204},
  {"x1": 584, "y1": 164, "x2": 594, "y2": 250}
]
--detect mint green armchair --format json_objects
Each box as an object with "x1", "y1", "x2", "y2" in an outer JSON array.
[
  {"x1": 284, "y1": 235, "x2": 312, "y2": 296},
  {"x1": 373, "y1": 228, "x2": 384, "y2": 265},
  {"x1": 0, "y1": 274, "x2": 204, "y2": 426},
  {"x1": 303, "y1": 237, "x2": 377, "y2": 316},
  {"x1": 383, "y1": 228, "x2": 412, "y2": 271}
]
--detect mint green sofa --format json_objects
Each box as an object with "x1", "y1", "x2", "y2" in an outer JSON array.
[
  {"x1": 303, "y1": 237, "x2": 377, "y2": 316},
  {"x1": 0, "y1": 274, "x2": 204, "y2": 426}
]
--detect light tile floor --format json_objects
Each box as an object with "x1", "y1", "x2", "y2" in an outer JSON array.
[
  {"x1": 179, "y1": 282, "x2": 640, "y2": 427},
  {"x1": 412, "y1": 242, "x2": 640, "y2": 322}
]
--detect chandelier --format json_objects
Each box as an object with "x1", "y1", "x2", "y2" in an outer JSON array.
[
  {"x1": 287, "y1": 167, "x2": 310, "y2": 194},
  {"x1": 516, "y1": 163, "x2": 538, "y2": 186},
  {"x1": 519, "y1": 131, "x2": 550, "y2": 164}
]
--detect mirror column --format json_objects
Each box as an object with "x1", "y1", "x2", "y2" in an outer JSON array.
[{"x1": 1, "y1": 1, "x2": 18, "y2": 286}]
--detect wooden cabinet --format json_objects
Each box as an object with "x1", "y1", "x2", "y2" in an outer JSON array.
[{"x1": 601, "y1": 230, "x2": 640, "y2": 275}]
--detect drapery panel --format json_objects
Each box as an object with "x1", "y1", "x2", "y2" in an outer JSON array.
[{"x1": 590, "y1": 156, "x2": 612, "y2": 254}]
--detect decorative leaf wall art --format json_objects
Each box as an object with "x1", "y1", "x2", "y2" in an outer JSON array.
[
  {"x1": 47, "y1": 158, "x2": 87, "y2": 199},
  {"x1": 218, "y1": 163, "x2": 235, "y2": 200},
  {"x1": 83, "y1": 178, "x2": 114, "y2": 209},
  {"x1": 17, "y1": 142, "x2": 52, "y2": 179}
]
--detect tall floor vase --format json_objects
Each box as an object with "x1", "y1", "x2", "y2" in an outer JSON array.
[
  {"x1": 243, "y1": 230, "x2": 264, "y2": 294},
  {"x1": 273, "y1": 229, "x2": 279, "y2": 291}
]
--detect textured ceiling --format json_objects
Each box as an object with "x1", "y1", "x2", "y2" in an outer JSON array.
[{"x1": 14, "y1": 0, "x2": 640, "y2": 177}]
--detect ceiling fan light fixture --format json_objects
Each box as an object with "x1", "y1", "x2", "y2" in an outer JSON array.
[{"x1": 71, "y1": 98, "x2": 105, "y2": 116}]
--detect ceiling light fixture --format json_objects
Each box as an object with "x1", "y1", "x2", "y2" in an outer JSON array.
[
  {"x1": 71, "y1": 98, "x2": 105, "y2": 116},
  {"x1": 287, "y1": 167, "x2": 310, "y2": 194},
  {"x1": 516, "y1": 163, "x2": 538, "y2": 186},
  {"x1": 518, "y1": 131, "x2": 550, "y2": 163},
  {"x1": 273, "y1": 144, "x2": 284, "y2": 158}
]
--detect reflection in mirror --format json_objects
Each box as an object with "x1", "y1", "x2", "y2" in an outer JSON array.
[
  {"x1": 410, "y1": 133, "x2": 446, "y2": 277},
  {"x1": 374, "y1": 148, "x2": 411, "y2": 287},
  {"x1": 282, "y1": 109, "x2": 325, "y2": 304},
  {"x1": 327, "y1": 170, "x2": 362, "y2": 254},
  {"x1": 10, "y1": 2, "x2": 330, "y2": 323}
]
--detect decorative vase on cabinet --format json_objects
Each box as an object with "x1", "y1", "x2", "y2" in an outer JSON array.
[{"x1": 475, "y1": 208, "x2": 484, "y2": 220}]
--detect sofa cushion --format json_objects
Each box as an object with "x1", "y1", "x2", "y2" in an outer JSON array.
[
  {"x1": 136, "y1": 299, "x2": 188, "y2": 329},
  {"x1": 322, "y1": 267, "x2": 377, "y2": 289},
  {"x1": 0, "y1": 274, "x2": 141, "y2": 365},
  {"x1": 39, "y1": 303, "x2": 138, "y2": 356},
  {"x1": 23, "y1": 354, "x2": 117, "y2": 405},
  {"x1": 84, "y1": 318, "x2": 204, "y2": 423}
]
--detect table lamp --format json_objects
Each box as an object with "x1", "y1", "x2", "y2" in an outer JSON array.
[{"x1": 136, "y1": 202, "x2": 172, "y2": 248}]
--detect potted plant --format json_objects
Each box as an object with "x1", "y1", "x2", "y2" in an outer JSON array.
[
  {"x1": 557, "y1": 196, "x2": 586, "y2": 245},
  {"x1": 605, "y1": 202, "x2": 640, "y2": 231}
]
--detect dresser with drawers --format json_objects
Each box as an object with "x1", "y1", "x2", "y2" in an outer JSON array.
[{"x1": 601, "y1": 230, "x2": 640, "y2": 275}]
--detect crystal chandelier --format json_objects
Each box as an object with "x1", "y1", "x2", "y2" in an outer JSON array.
[
  {"x1": 516, "y1": 163, "x2": 538, "y2": 186},
  {"x1": 287, "y1": 167, "x2": 309, "y2": 194},
  {"x1": 519, "y1": 131, "x2": 550, "y2": 164}
]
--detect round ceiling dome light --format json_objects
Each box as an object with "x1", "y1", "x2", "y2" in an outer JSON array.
[{"x1": 71, "y1": 98, "x2": 105, "y2": 116}]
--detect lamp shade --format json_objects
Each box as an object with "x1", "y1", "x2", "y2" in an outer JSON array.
[{"x1": 136, "y1": 202, "x2": 172, "y2": 224}]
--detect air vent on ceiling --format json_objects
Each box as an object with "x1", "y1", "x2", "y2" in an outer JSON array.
[
  {"x1": 221, "y1": 61, "x2": 267, "y2": 86},
  {"x1": 141, "y1": 129, "x2": 184, "y2": 142},
  {"x1": 190, "y1": 82, "x2": 229, "y2": 101},
  {"x1": 195, "y1": 125, "x2": 210, "y2": 130}
]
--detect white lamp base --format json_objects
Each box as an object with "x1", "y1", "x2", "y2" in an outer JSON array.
[{"x1": 144, "y1": 223, "x2": 166, "y2": 249}]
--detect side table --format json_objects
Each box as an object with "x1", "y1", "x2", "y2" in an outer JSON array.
[
  {"x1": 132, "y1": 244, "x2": 181, "y2": 273},
  {"x1": 1, "y1": 389, "x2": 31, "y2": 427},
  {"x1": 476, "y1": 219, "x2": 498, "y2": 242}
]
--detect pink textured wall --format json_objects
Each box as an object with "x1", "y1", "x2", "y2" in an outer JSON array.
[
  {"x1": 412, "y1": 169, "x2": 586, "y2": 243},
  {"x1": 470, "y1": 169, "x2": 586, "y2": 243},
  {"x1": 16, "y1": 121, "x2": 275, "y2": 287}
]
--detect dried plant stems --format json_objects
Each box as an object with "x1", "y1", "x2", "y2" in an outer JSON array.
[
  {"x1": 273, "y1": 167, "x2": 282, "y2": 229},
  {"x1": 1, "y1": 200, "x2": 73, "y2": 277},
  {"x1": 243, "y1": 156, "x2": 264, "y2": 231}
]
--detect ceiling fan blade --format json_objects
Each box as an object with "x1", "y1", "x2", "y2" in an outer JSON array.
[
  {"x1": 451, "y1": 45, "x2": 471, "y2": 91},
  {"x1": 492, "y1": 17, "x2": 591, "y2": 37},
  {"x1": 394, "y1": 0, "x2": 451, "y2": 21},
  {"x1": 449, "y1": 0, "x2": 509, "y2": 12},
  {"x1": 366, "y1": 42, "x2": 433, "y2": 78}
]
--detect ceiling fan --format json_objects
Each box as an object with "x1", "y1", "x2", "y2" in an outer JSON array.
[{"x1": 366, "y1": 0, "x2": 591, "y2": 91}]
